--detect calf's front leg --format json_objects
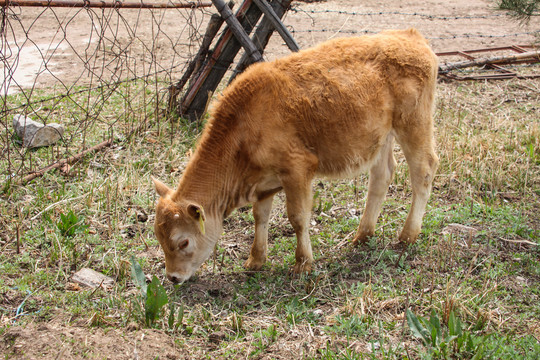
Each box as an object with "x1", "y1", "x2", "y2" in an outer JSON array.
[
  {"x1": 285, "y1": 185, "x2": 314, "y2": 274},
  {"x1": 245, "y1": 194, "x2": 275, "y2": 270}
]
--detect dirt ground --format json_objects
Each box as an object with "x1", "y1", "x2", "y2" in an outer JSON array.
[
  {"x1": 2, "y1": 0, "x2": 538, "y2": 93},
  {"x1": 1, "y1": 0, "x2": 539, "y2": 358},
  {"x1": 3, "y1": 321, "x2": 179, "y2": 359}
]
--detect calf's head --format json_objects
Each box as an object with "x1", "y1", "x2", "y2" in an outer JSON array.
[{"x1": 153, "y1": 178, "x2": 212, "y2": 283}]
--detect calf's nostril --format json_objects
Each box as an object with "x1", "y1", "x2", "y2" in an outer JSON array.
[{"x1": 167, "y1": 274, "x2": 180, "y2": 283}]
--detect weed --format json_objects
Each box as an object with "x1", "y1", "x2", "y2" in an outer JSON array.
[
  {"x1": 406, "y1": 309, "x2": 540, "y2": 359},
  {"x1": 130, "y1": 256, "x2": 170, "y2": 328},
  {"x1": 56, "y1": 209, "x2": 88, "y2": 238},
  {"x1": 325, "y1": 314, "x2": 368, "y2": 337},
  {"x1": 250, "y1": 324, "x2": 278, "y2": 356},
  {"x1": 168, "y1": 302, "x2": 184, "y2": 331},
  {"x1": 144, "y1": 276, "x2": 169, "y2": 327},
  {"x1": 230, "y1": 312, "x2": 244, "y2": 335}
]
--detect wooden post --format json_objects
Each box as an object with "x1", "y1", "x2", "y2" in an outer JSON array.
[
  {"x1": 168, "y1": 12, "x2": 226, "y2": 113},
  {"x1": 211, "y1": 0, "x2": 263, "y2": 64},
  {"x1": 179, "y1": 0, "x2": 266, "y2": 121},
  {"x1": 252, "y1": 0, "x2": 298, "y2": 52},
  {"x1": 231, "y1": 0, "x2": 294, "y2": 81}
]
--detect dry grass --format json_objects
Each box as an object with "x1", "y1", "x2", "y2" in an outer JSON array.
[{"x1": 0, "y1": 77, "x2": 539, "y2": 358}]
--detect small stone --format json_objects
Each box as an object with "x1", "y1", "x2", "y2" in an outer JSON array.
[
  {"x1": 442, "y1": 223, "x2": 478, "y2": 237},
  {"x1": 209, "y1": 331, "x2": 226, "y2": 344},
  {"x1": 136, "y1": 209, "x2": 148, "y2": 223},
  {"x1": 65, "y1": 282, "x2": 82, "y2": 291},
  {"x1": 368, "y1": 341, "x2": 380, "y2": 352},
  {"x1": 13, "y1": 114, "x2": 64, "y2": 148},
  {"x1": 71, "y1": 268, "x2": 114, "y2": 289},
  {"x1": 4, "y1": 326, "x2": 23, "y2": 342},
  {"x1": 126, "y1": 321, "x2": 140, "y2": 331}
]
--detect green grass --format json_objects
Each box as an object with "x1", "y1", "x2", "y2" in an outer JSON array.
[{"x1": 1, "y1": 78, "x2": 539, "y2": 358}]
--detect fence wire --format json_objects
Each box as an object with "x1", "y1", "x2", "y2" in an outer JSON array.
[{"x1": 1, "y1": 4, "x2": 212, "y2": 184}]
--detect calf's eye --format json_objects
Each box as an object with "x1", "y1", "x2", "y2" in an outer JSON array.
[{"x1": 178, "y1": 239, "x2": 189, "y2": 250}]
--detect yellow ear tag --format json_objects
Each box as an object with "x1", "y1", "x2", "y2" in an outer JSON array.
[{"x1": 197, "y1": 210, "x2": 205, "y2": 235}]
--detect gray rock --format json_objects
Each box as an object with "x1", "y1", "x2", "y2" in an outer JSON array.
[
  {"x1": 71, "y1": 268, "x2": 115, "y2": 289},
  {"x1": 442, "y1": 223, "x2": 478, "y2": 237},
  {"x1": 13, "y1": 114, "x2": 64, "y2": 148}
]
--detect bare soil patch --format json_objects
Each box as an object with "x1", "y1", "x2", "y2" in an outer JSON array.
[{"x1": 2, "y1": 321, "x2": 179, "y2": 359}]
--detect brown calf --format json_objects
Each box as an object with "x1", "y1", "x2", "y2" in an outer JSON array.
[{"x1": 153, "y1": 29, "x2": 439, "y2": 283}]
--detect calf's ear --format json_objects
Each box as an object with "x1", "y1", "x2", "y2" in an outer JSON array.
[
  {"x1": 187, "y1": 203, "x2": 206, "y2": 235},
  {"x1": 152, "y1": 177, "x2": 172, "y2": 197}
]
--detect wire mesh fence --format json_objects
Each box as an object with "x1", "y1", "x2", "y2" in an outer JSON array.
[
  {"x1": 1, "y1": 0, "x2": 538, "y2": 186},
  {"x1": 1, "y1": 2, "x2": 213, "y2": 184},
  {"x1": 285, "y1": 2, "x2": 539, "y2": 49}
]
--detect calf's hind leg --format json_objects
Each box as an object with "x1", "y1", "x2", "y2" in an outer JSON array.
[
  {"x1": 280, "y1": 151, "x2": 318, "y2": 274},
  {"x1": 396, "y1": 130, "x2": 439, "y2": 244},
  {"x1": 353, "y1": 134, "x2": 396, "y2": 244}
]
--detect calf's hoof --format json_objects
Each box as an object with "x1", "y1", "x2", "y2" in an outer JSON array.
[
  {"x1": 398, "y1": 231, "x2": 419, "y2": 244},
  {"x1": 352, "y1": 230, "x2": 374, "y2": 245},
  {"x1": 292, "y1": 261, "x2": 312, "y2": 274},
  {"x1": 244, "y1": 256, "x2": 265, "y2": 271}
]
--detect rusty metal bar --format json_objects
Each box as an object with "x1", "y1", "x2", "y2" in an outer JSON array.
[
  {"x1": 437, "y1": 45, "x2": 539, "y2": 80},
  {"x1": 438, "y1": 50, "x2": 539, "y2": 72},
  {"x1": 442, "y1": 72, "x2": 540, "y2": 80},
  {"x1": 457, "y1": 51, "x2": 475, "y2": 60},
  {"x1": 436, "y1": 45, "x2": 536, "y2": 57},
  {"x1": 510, "y1": 45, "x2": 529, "y2": 53},
  {"x1": 0, "y1": 0, "x2": 212, "y2": 9}
]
